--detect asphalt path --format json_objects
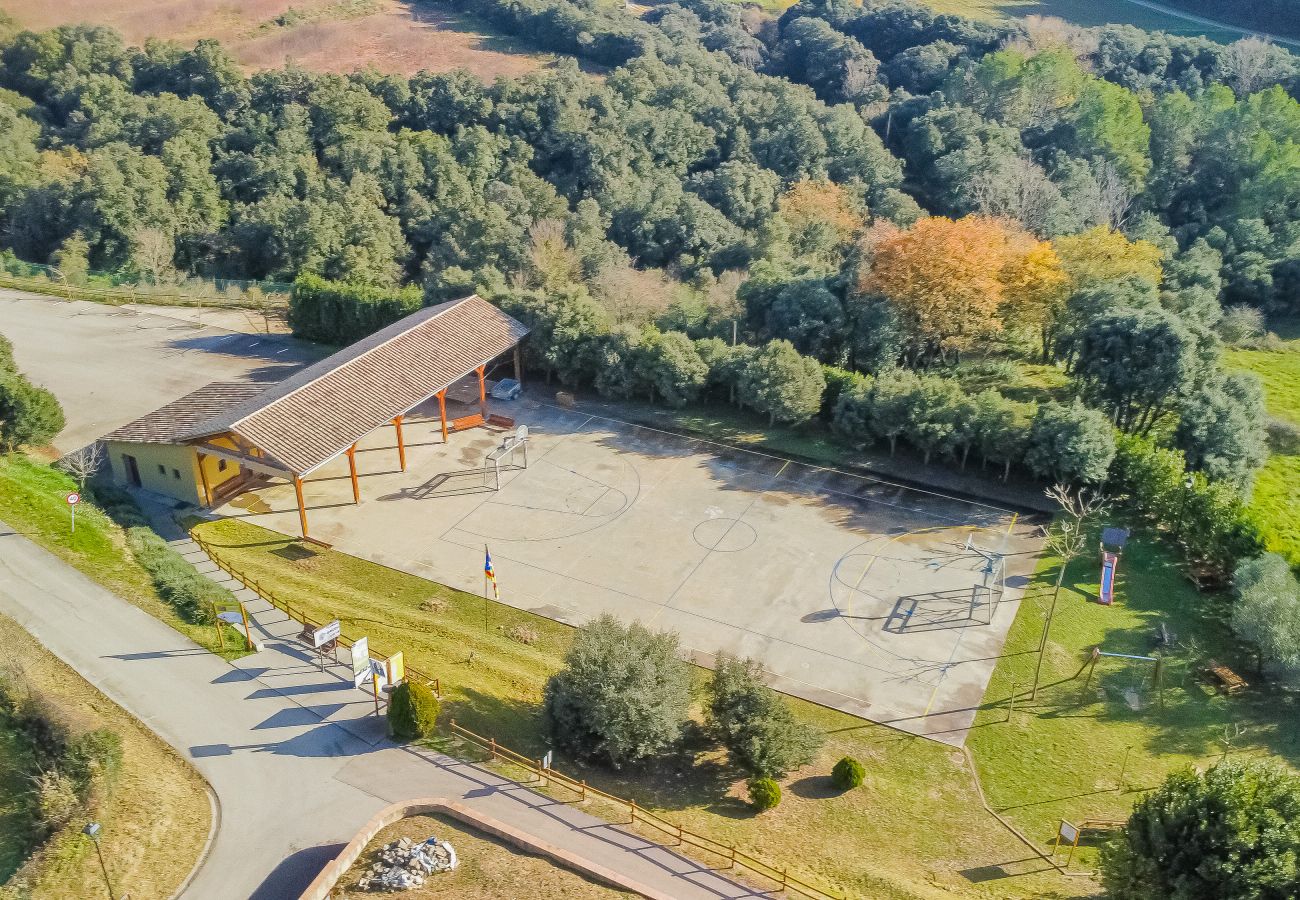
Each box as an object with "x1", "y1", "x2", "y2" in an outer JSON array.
[{"x1": 0, "y1": 522, "x2": 760, "y2": 900}]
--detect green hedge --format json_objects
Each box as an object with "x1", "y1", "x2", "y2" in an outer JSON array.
[
  {"x1": 289, "y1": 274, "x2": 423, "y2": 345},
  {"x1": 124, "y1": 526, "x2": 227, "y2": 625}
]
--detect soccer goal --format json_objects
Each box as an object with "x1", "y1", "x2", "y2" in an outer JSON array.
[{"x1": 485, "y1": 425, "x2": 529, "y2": 490}]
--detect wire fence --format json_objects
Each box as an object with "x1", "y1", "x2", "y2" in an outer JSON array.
[
  {"x1": 190, "y1": 526, "x2": 843, "y2": 900},
  {"x1": 0, "y1": 256, "x2": 292, "y2": 312}
]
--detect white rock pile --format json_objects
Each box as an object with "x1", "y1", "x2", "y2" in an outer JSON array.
[{"x1": 357, "y1": 835, "x2": 458, "y2": 892}]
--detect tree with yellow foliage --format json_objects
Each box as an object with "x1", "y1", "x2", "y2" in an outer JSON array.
[
  {"x1": 1053, "y1": 226, "x2": 1164, "y2": 289},
  {"x1": 860, "y1": 215, "x2": 1065, "y2": 363},
  {"x1": 768, "y1": 178, "x2": 865, "y2": 273}
]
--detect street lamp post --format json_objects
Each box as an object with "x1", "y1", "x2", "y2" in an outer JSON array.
[
  {"x1": 1178, "y1": 475, "x2": 1195, "y2": 548},
  {"x1": 82, "y1": 822, "x2": 117, "y2": 900}
]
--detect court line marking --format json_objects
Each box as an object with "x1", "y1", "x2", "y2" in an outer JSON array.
[{"x1": 919, "y1": 512, "x2": 1020, "y2": 719}]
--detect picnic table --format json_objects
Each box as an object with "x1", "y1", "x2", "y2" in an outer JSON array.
[{"x1": 1204, "y1": 659, "x2": 1247, "y2": 694}]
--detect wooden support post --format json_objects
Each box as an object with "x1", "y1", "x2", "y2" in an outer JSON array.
[
  {"x1": 391, "y1": 415, "x2": 406, "y2": 471},
  {"x1": 513, "y1": 345, "x2": 522, "y2": 385},
  {"x1": 346, "y1": 444, "x2": 360, "y2": 504},
  {"x1": 292, "y1": 475, "x2": 309, "y2": 539},
  {"x1": 436, "y1": 390, "x2": 448, "y2": 442},
  {"x1": 196, "y1": 452, "x2": 213, "y2": 507},
  {"x1": 476, "y1": 364, "x2": 487, "y2": 417}
]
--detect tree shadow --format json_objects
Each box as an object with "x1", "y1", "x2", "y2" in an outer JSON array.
[{"x1": 787, "y1": 775, "x2": 839, "y2": 800}]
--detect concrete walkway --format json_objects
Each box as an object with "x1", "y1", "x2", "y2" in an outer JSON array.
[{"x1": 0, "y1": 521, "x2": 762, "y2": 900}]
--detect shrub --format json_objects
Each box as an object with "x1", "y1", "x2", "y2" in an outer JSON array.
[
  {"x1": 289, "y1": 273, "x2": 423, "y2": 345},
  {"x1": 506, "y1": 623, "x2": 540, "y2": 645},
  {"x1": 125, "y1": 526, "x2": 224, "y2": 624},
  {"x1": 542, "y1": 615, "x2": 690, "y2": 768},
  {"x1": 0, "y1": 371, "x2": 65, "y2": 452},
  {"x1": 1101, "y1": 760, "x2": 1300, "y2": 899},
  {"x1": 63, "y1": 729, "x2": 124, "y2": 795},
  {"x1": 748, "y1": 777, "x2": 781, "y2": 811},
  {"x1": 33, "y1": 770, "x2": 80, "y2": 834},
  {"x1": 831, "y1": 756, "x2": 865, "y2": 791},
  {"x1": 387, "y1": 681, "x2": 440, "y2": 740},
  {"x1": 709, "y1": 653, "x2": 821, "y2": 778}
]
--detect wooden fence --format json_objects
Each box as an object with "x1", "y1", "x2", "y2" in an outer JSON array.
[{"x1": 191, "y1": 527, "x2": 843, "y2": 900}]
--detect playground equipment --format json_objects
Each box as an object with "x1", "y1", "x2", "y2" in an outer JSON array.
[
  {"x1": 964, "y1": 532, "x2": 1007, "y2": 619},
  {"x1": 1079, "y1": 645, "x2": 1165, "y2": 709},
  {"x1": 1097, "y1": 526, "x2": 1130, "y2": 605},
  {"x1": 485, "y1": 425, "x2": 529, "y2": 489}
]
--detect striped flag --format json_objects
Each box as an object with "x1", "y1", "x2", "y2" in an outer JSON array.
[{"x1": 484, "y1": 547, "x2": 500, "y2": 599}]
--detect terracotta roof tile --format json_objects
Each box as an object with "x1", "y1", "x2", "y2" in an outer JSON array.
[
  {"x1": 183, "y1": 295, "x2": 527, "y2": 474},
  {"x1": 101, "y1": 383, "x2": 269, "y2": 445}
]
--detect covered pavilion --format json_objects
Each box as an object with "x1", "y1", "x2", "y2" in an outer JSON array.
[{"x1": 101, "y1": 295, "x2": 529, "y2": 537}]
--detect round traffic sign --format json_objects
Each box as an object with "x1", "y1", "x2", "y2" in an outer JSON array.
[{"x1": 66, "y1": 492, "x2": 81, "y2": 505}]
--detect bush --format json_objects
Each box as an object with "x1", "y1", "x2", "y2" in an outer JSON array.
[
  {"x1": 33, "y1": 770, "x2": 79, "y2": 834},
  {"x1": 289, "y1": 273, "x2": 423, "y2": 345},
  {"x1": 542, "y1": 615, "x2": 690, "y2": 768},
  {"x1": 63, "y1": 728, "x2": 124, "y2": 795},
  {"x1": 709, "y1": 653, "x2": 822, "y2": 778},
  {"x1": 0, "y1": 371, "x2": 65, "y2": 453},
  {"x1": 1101, "y1": 760, "x2": 1300, "y2": 899},
  {"x1": 125, "y1": 526, "x2": 224, "y2": 624},
  {"x1": 387, "y1": 680, "x2": 440, "y2": 740},
  {"x1": 748, "y1": 776, "x2": 781, "y2": 811},
  {"x1": 831, "y1": 756, "x2": 865, "y2": 790}
]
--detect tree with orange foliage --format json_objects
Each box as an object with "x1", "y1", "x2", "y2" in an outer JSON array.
[
  {"x1": 860, "y1": 215, "x2": 1064, "y2": 363},
  {"x1": 769, "y1": 178, "x2": 865, "y2": 272}
]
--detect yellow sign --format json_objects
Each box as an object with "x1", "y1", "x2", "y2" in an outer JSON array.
[{"x1": 386, "y1": 652, "x2": 405, "y2": 685}]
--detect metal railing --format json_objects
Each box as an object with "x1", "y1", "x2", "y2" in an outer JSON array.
[{"x1": 190, "y1": 526, "x2": 843, "y2": 900}]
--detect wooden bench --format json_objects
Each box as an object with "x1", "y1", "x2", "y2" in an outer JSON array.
[
  {"x1": 487, "y1": 414, "x2": 515, "y2": 429},
  {"x1": 450, "y1": 413, "x2": 486, "y2": 432},
  {"x1": 1204, "y1": 659, "x2": 1247, "y2": 695}
]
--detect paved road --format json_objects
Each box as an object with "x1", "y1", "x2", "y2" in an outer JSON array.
[{"x1": 0, "y1": 522, "x2": 760, "y2": 900}]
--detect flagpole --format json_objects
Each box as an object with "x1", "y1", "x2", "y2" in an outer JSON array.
[{"x1": 483, "y1": 544, "x2": 490, "y2": 633}]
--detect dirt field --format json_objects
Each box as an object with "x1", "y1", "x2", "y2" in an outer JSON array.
[
  {"x1": 335, "y1": 813, "x2": 630, "y2": 898},
  {"x1": 0, "y1": 0, "x2": 548, "y2": 79}
]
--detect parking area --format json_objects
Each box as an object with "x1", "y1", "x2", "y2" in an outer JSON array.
[
  {"x1": 215, "y1": 398, "x2": 1043, "y2": 745},
  {"x1": 0, "y1": 290, "x2": 313, "y2": 452}
]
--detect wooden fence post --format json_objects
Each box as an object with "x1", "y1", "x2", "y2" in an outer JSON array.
[
  {"x1": 581, "y1": 780, "x2": 587, "y2": 801},
  {"x1": 489, "y1": 738, "x2": 497, "y2": 760},
  {"x1": 629, "y1": 799, "x2": 637, "y2": 825},
  {"x1": 729, "y1": 845, "x2": 736, "y2": 869}
]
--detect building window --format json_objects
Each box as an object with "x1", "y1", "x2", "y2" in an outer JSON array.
[
  {"x1": 157, "y1": 464, "x2": 166, "y2": 475},
  {"x1": 217, "y1": 459, "x2": 228, "y2": 472},
  {"x1": 172, "y1": 468, "x2": 181, "y2": 479}
]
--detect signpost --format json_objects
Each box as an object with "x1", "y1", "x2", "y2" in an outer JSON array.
[
  {"x1": 1054, "y1": 820, "x2": 1082, "y2": 868},
  {"x1": 213, "y1": 599, "x2": 253, "y2": 650},
  {"x1": 66, "y1": 492, "x2": 80, "y2": 533},
  {"x1": 350, "y1": 637, "x2": 370, "y2": 687},
  {"x1": 310, "y1": 620, "x2": 340, "y2": 648},
  {"x1": 386, "y1": 651, "x2": 405, "y2": 687}
]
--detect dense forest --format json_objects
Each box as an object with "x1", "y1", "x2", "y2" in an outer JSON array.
[{"x1": 0, "y1": 0, "x2": 1296, "y2": 576}]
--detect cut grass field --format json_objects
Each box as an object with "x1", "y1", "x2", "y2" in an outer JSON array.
[
  {"x1": 968, "y1": 527, "x2": 1300, "y2": 871},
  {"x1": 194, "y1": 515, "x2": 1082, "y2": 899},
  {"x1": 0, "y1": 612, "x2": 211, "y2": 897},
  {"x1": 1227, "y1": 323, "x2": 1300, "y2": 567},
  {"x1": 335, "y1": 812, "x2": 631, "y2": 898}
]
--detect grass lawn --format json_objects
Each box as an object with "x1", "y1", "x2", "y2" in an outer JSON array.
[
  {"x1": 1227, "y1": 324, "x2": 1300, "y2": 567},
  {"x1": 0, "y1": 612, "x2": 211, "y2": 897},
  {"x1": 334, "y1": 812, "x2": 631, "y2": 898},
  {"x1": 967, "y1": 527, "x2": 1300, "y2": 871},
  {"x1": 194, "y1": 516, "x2": 1084, "y2": 899},
  {"x1": 0, "y1": 456, "x2": 246, "y2": 660}
]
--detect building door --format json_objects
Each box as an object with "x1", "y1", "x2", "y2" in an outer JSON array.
[{"x1": 122, "y1": 454, "x2": 141, "y2": 487}]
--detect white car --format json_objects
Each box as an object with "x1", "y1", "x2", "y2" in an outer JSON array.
[{"x1": 490, "y1": 378, "x2": 522, "y2": 401}]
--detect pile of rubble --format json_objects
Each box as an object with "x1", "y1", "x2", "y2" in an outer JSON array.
[{"x1": 357, "y1": 835, "x2": 458, "y2": 892}]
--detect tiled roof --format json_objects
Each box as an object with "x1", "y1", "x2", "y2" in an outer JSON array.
[
  {"x1": 183, "y1": 295, "x2": 528, "y2": 474},
  {"x1": 101, "y1": 382, "x2": 269, "y2": 445}
]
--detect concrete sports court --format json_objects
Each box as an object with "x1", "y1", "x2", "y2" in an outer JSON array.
[{"x1": 216, "y1": 397, "x2": 1042, "y2": 745}]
